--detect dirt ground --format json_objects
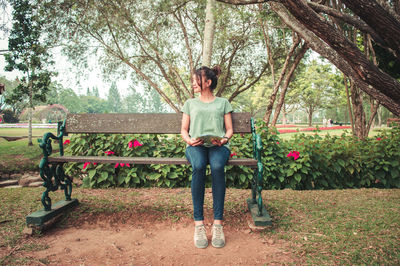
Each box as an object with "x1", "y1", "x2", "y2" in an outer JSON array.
[
  {"x1": 19, "y1": 217, "x2": 297, "y2": 265},
  {"x1": 12, "y1": 188, "x2": 300, "y2": 265}
]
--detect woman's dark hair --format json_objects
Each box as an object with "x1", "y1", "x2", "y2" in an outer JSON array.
[{"x1": 194, "y1": 65, "x2": 221, "y2": 91}]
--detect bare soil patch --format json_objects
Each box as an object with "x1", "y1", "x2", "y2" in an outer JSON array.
[{"x1": 18, "y1": 188, "x2": 299, "y2": 265}]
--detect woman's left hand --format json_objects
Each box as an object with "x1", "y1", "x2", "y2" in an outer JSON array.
[{"x1": 212, "y1": 138, "x2": 228, "y2": 146}]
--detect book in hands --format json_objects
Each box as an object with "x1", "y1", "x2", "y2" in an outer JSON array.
[{"x1": 196, "y1": 135, "x2": 223, "y2": 145}]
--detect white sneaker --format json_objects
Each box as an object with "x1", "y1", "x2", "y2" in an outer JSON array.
[
  {"x1": 194, "y1": 225, "x2": 208, "y2": 248},
  {"x1": 211, "y1": 224, "x2": 225, "y2": 248}
]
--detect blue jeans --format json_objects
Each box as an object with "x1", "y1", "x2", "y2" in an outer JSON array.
[{"x1": 185, "y1": 145, "x2": 231, "y2": 221}]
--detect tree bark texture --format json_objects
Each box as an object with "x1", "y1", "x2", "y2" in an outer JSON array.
[
  {"x1": 349, "y1": 81, "x2": 367, "y2": 139},
  {"x1": 202, "y1": 0, "x2": 216, "y2": 67}
]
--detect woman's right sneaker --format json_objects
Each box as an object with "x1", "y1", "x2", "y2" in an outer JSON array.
[
  {"x1": 194, "y1": 224, "x2": 208, "y2": 248},
  {"x1": 211, "y1": 224, "x2": 225, "y2": 248}
]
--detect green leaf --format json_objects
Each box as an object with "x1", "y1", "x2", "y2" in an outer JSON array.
[
  {"x1": 118, "y1": 174, "x2": 125, "y2": 185},
  {"x1": 148, "y1": 172, "x2": 161, "y2": 180},
  {"x1": 82, "y1": 177, "x2": 90, "y2": 188},
  {"x1": 294, "y1": 173, "x2": 301, "y2": 182},
  {"x1": 391, "y1": 168, "x2": 399, "y2": 179},
  {"x1": 88, "y1": 169, "x2": 96, "y2": 179}
]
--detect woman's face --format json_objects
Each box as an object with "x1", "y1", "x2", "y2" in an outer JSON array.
[
  {"x1": 192, "y1": 74, "x2": 202, "y2": 93},
  {"x1": 192, "y1": 73, "x2": 210, "y2": 93}
]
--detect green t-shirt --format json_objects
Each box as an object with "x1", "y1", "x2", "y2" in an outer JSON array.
[{"x1": 182, "y1": 97, "x2": 233, "y2": 147}]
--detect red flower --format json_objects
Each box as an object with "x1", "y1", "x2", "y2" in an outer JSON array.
[
  {"x1": 63, "y1": 139, "x2": 70, "y2": 145},
  {"x1": 83, "y1": 162, "x2": 90, "y2": 170},
  {"x1": 276, "y1": 141, "x2": 280, "y2": 144},
  {"x1": 115, "y1": 163, "x2": 119, "y2": 168},
  {"x1": 126, "y1": 163, "x2": 131, "y2": 167},
  {"x1": 105, "y1": 151, "x2": 115, "y2": 156},
  {"x1": 129, "y1": 139, "x2": 143, "y2": 148},
  {"x1": 230, "y1": 152, "x2": 237, "y2": 158},
  {"x1": 287, "y1": 151, "x2": 300, "y2": 161},
  {"x1": 376, "y1": 137, "x2": 382, "y2": 141}
]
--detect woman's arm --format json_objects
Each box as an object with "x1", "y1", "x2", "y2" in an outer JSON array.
[
  {"x1": 181, "y1": 113, "x2": 203, "y2": 146},
  {"x1": 215, "y1": 112, "x2": 233, "y2": 146}
]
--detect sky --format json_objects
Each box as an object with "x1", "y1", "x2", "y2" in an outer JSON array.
[{"x1": 0, "y1": 39, "x2": 131, "y2": 99}]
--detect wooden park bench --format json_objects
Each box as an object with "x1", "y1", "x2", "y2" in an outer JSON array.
[{"x1": 27, "y1": 113, "x2": 271, "y2": 227}]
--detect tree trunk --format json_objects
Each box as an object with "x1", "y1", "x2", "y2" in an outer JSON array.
[
  {"x1": 202, "y1": 0, "x2": 216, "y2": 67},
  {"x1": 344, "y1": 75, "x2": 355, "y2": 134},
  {"x1": 377, "y1": 106, "x2": 382, "y2": 127},
  {"x1": 271, "y1": 42, "x2": 308, "y2": 126},
  {"x1": 282, "y1": 103, "x2": 287, "y2": 125},
  {"x1": 263, "y1": 35, "x2": 300, "y2": 124},
  {"x1": 350, "y1": 81, "x2": 367, "y2": 139},
  {"x1": 28, "y1": 87, "x2": 33, "y2": 146},
  {"x1": 308, "y1": 108, "x2": 313, "y2": 126}
]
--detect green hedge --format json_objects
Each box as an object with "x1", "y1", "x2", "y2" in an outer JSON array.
[{"x1": 64, "y1": 126, "x2": 400, "y2": 189}]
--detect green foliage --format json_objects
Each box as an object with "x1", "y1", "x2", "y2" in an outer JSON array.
[
  {"x1": 64, "y1": 126, "x2": 400, "y2": 189},
  {"x1": 1, "y1": 109, "x2": 19, "y2": 123},
  {"x1": 107, "y1": 82, "x2": 122, "y2": 113},
  {"x1": 4, "y1": 0, "x2": 55, "y2": 109}
]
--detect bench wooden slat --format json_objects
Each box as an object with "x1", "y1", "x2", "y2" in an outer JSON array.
[
  {"x1": 65, "y1": 113, "x2": 252, "y2": 134},
  {"x1": 48, "y1": 156, "x2": 258, "y2": 167}
]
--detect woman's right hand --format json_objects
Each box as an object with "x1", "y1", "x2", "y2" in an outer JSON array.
[{"x1": 187, "y1": 138, "x2": 203, "y2": 146}]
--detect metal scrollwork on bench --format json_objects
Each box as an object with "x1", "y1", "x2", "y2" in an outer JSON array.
[{"x1": 37, "y1": 120, "x2": 72, "y2": 211}]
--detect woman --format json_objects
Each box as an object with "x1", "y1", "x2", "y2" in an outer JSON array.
[{"x1": 181, "y1": 66, "x2": 233, "y2": 249}]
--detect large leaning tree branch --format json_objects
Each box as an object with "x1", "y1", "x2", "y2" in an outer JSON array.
[
  {"x1": 341, "y1": 0, "x2": 400, "y2": 59},
  {"x1": 279, "y1": 0, "x2": 400, "y2": 104},
  {"x1": 267, "y1": 2, "x2": 400, "y2": 116},
  {"x1": 307, "y1": 1, "x2": 388, "y2": 51}
]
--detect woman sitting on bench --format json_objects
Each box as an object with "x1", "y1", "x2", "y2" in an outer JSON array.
[{"x1": 181, "y1": 65, "x2": 233, "y2": 249}]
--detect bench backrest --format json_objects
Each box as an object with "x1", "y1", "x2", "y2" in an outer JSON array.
[{"x1": 64, "y1": 113, "x2": 252, "y2": 134}]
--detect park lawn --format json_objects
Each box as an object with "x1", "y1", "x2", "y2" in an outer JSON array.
[
  {"x1": 0, "y1": 187, "x2": 398, "y2": 265},
  {"x1": 0, "y1": 128, "x2": 58, "y2": 172}
]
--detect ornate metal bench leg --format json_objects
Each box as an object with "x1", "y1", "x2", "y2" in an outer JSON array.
[
  {"x1": 26, "y1": 126, "x2": 78, "y2": 227},
  {"x1": 257, "y1": 162, "x2": 264, "y2": 216},
  {"x1": 247, "y1": 130, "x2": 272, "y2": 226},
  {"x1": 57, "y1": 164, "x2": 72, "y2": 201},
  {"x1": 251, "y1": 168, "x2": 257, "y2": 204}
]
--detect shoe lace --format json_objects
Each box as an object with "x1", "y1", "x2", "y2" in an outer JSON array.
[
  {"x1": 213, "y1": 226, "x2": 222, "y2": 239},
  {"x1": 196, "y1": 226, "x2": 206, "y2": 238}
]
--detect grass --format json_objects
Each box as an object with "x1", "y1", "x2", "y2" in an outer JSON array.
[
  {"x1": 0, "y1": 187, "x2": 399, "y2": 265},
  {"x1": 0, "y1": 128, "x2": 57, "y2": 172}
]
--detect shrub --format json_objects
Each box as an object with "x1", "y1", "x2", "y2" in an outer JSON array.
[
  {"x1": 63, "y1": 127, "x2": 400, "y2": 189},
  {"x1": 1, "y1": 109, "x2": 19, "y2": 123}
]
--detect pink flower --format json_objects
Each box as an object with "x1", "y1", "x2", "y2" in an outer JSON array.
[
  {"x1": 129, "y1": 139, "x2": 143, "y2": 148},
  {"x1": 126, "y1": 163, "x2": 131, "y2": 167},
  {"x1": 276, "y1": 142, "x2": 280, "y2": 144},
  {"x1": 105, "y1": 151, "x2": 115, "y2": 156},
  {"x1": 287, "y1": 151, "x2": 300, "y2": 161},
  {"x1": 63, "y1": 139, "x2": 71, "y2": 145},
  {"x1": 83, "y1": 162, "x2": 90, "y2": 170},
  {"x1": 120, "y1": 163, "x2": 125, "y2": 167},
  {"x1": 115, "y1": 163, "x2": 119, "y2": 168},
  {"x1": 376, "y1": 137, "x2": 382, "y2": 141},
  {"x1": 230, "y1": 152, "x2": 237, "y2": 158},
  {"x1": 93, "y1": 163, "x2": 97, "y2": 166}
]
